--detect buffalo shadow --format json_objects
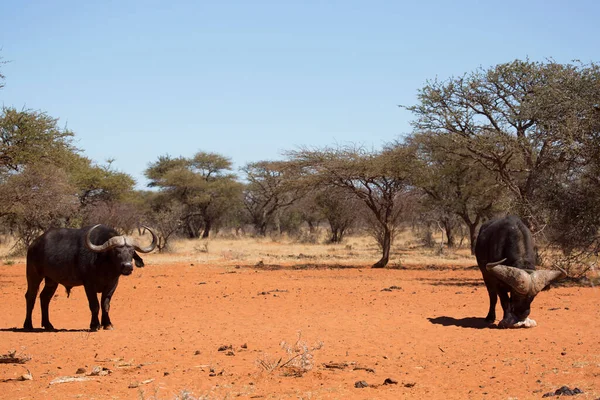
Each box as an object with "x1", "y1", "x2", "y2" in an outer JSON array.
[
  {"x1": 428, "y1": 316, "x2": 495, "y2": 329},
  {"x1": 0, "y1": 327, "x2": 90, "y2": 333}
]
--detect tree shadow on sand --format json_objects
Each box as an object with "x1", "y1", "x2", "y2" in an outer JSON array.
[
  {"x1": 0, "y1": 327, "x2": 90, "y2": 333},
  {"x1": 416, "y1": 277, "x2": 484, "y2": 287},
  {"x1": 428, "y1": 316, "x2": 494, "y2": 329}
]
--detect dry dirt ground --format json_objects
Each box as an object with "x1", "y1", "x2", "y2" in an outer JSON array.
[{"x1": 1, "y1": 239, "x2": 600, "y2": 400}]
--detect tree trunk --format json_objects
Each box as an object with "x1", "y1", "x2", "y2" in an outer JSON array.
[
  {"x1": 458, "y1": 212, "x2": 482, "y2": 256},
  {"x1": 338, "y1": 226, "x2": 347, "y2": 243},
  {"x1": 201, "y1": 218, "x2": 211, "y2": 239},
  {"x1": 258, "y1": 221, "x2": 268, "y2": 236},
  {"x1": 185, "y1": 220, "x2": 200, "y2": 239},
  {"x1": 445, "y1": 223, "x2": 455, "y2": 248},
  {"x1": 330, "y1": 227, "x2": 340, "y2": 243},
  {"x1": 372, "y1": 226, "x2": 391, "y2": 268},
  {"x1": 468, "y1": 222, "x2": 477, "y2": 255}
]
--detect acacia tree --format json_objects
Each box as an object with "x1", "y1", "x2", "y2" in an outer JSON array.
[
  {"x1": 241, "y1": 160, "x2": 306, "y2": 236},
  {"x1": 143, "y1": 192, "x2": 186, "y2": 252},
  {"x1": 62, "y1": 155, "x2": 139, "y2": 229},
  {"x1": 540, "y1": 109, "x2": 600, "y2": 270},
  {"x1": 145, "y1": 152, "x2": 241, "y2": 238},
  {"x1": 289, "y1": 145, "x2": 414, "y2": 268},
  {"x1": 0, "y1": 164, "x2": 77, "y2": 248},
  {"x1": 0, "y1": 107, "x2": 75, "y2": 175},
  {"x1": 314, "y1": 187, "x2": 359, "y2": 243},
  {"x1": 404, "y1": 59, "x2": 600, "y2": 232},
  {"x1": 0, "y1": 108, "x2": 78, "y2": 244},
  {"x1": 405, "y1": 132, "x2": 505, "y2": 253}
]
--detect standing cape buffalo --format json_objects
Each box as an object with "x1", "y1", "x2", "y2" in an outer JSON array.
[
  {"x1": 475, "y1": 216, "x2": 565, "y2": 328},
  {"x1": 24, "y1": 224, "x2": 158, "y2": 331}
]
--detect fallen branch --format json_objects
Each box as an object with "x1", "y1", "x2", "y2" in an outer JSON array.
[
  {"x1": 50, "y1": 376, "x2": 96, "y2": 385},
  {"x1": 0, "y1": 367, "x2": 33, "y2": 382},
  {"x1": 0, "y1": 350, "x2": 31, "y2": 364},
  {"x1": 128, "y1": 378, "x2": 155, "y2": 388},
  {"x1": 322, "y1": 362, "x2": 348, "y2": 370},
  {"x1": 353, "y1": 366, "x2": 376, "y2": 373}
]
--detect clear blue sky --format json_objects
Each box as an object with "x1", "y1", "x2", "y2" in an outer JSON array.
[{"x1": 1, "y1": 0, "x2": 598, "y2": 188}]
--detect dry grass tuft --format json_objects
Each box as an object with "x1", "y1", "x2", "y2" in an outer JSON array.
[{"x1": 256, "y1": 331, "x2": 324, "y2": 377}]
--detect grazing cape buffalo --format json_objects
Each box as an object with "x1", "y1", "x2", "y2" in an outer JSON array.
[
  {"x1": 475, "y1": 216, "x2": 565, "y2": 328},
  {"x1": 24, "y1": 224, "x2": 157, "y2": 331}
]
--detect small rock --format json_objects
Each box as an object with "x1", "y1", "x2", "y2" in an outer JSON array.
[
  {"x1": 354, "y1": 380, "x2": 369, "y2": 388},
  {"x1": 75, "y1": 367, "x2": 86, "y2": 374},
  {"x1": 218, "y1": 345, "x2": 232, "y2": 352},
  {"x1": 225, "y1": 350, "x2": 235, "y2": 356},
  {"x1": 383, "y1": 378, "x2": 398, "y2": 385},
  {"x1": 19, "y1": 371, "x2": 33, "y2": 381},
  {"x1": 404, "y1": 382, "x2": 416, "y2": 388},
  {"x1": 163, "y1": 372, "x2": 170, "y2": 376},
  {"x1": 542, "y1": 386, "x2": 583, "y2": 397},
  {"x1": 241, "y1": 343, "x2": 248, "y2": 349},
  {"x1": 89, "y1": 366, "x2": 111, "y2": 376},
  {"x1": 194, "y1": 350, "x2": 201, "y2": 355}
]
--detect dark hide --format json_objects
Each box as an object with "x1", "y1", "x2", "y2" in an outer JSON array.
[
  {"x1": 24, "y1": 225, "x2": 153, "y2": 332},
  {"x1": 475, "y1": 216, "x2": 537, "y2": 323}
]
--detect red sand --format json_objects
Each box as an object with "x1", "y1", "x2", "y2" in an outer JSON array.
[{"x1": 1, "y1": 259, "x2": 599, "y2": 399}]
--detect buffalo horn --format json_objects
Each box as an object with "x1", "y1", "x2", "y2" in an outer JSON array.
[
  {"x1": 486, "y1": 262, "x2": 567, "y2": 296},
  {"x1": 85, "y1": 225, "x2": 127, "y2": 253},
  {"x1": 128, "y1": 226, "x2": 158, "y2": 253},
  {"x1": 486, "y1": 258, "x2": 507, "y2": 268},
  {"x1": 486, "y1": 263, "x2": 532, "y2": 295},
  {"x1": 529, "y1": 267, "x2": 567, "y2": 295}
]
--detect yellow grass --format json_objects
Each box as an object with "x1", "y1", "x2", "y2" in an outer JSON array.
[
  {"x1": 0, "y1": 229, "x2": 478, "y2": 269},
  {"x1": 147, "y1": 230, "x2": 476, "y2": 269}
]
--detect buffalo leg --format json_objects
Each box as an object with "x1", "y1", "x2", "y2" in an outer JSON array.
[
  {"x1": 498, "y1": 291, "x2": 511, "y2": 320},
  {"x1": 100, "y1": 286, "x2": 117, "y2": 330},
  {"x1": 40, "y1": 278, "x2": 59, "y2": 330},
  {"x1": 483, "y1": 276, "x2": 497, "y2": 322},
  {"x1": 84, "y1": 285, "x2": 101, "y2": 332},
  {"x1": 23, "y1": 269, "x2": 43, "y2": 330}
]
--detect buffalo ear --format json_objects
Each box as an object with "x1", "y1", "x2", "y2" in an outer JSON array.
[{"x1": 529, "y1": 268, "x2": 566, "y2": 295}]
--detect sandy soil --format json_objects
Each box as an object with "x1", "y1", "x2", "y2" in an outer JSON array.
[{"x1": 1, "y1": 256, "x2": 599, "y2": 399}]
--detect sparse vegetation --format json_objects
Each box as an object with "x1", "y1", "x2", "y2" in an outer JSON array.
[{"x1": 256, "y1": 331, "x2": 324, "y2": 377}]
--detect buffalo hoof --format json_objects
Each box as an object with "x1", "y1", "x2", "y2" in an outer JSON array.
[
  {"x1": 499, "y1": 314, "x2": 537, "y2": 329},
  {"x1": 511, "y1": 318, "x2": 537, "y2": 328},
  {"x1": 23, "y1": 322, "x2": 34, "y2": 331},
  {"x1": 103, "y1": 324, "x2": 114, "y2": 330},
  {"x1": 90, "y1": 325, "x2": 100, "y2": 332},
  {"x1": 43, "y1": 323, "x2": 56, "y2": 331}
]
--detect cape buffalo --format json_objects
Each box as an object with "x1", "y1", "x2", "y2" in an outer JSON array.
[
  {"x1": 475, "y1": 216, "x2": 565, "y2": 328},
  {"x1": 24, "y1": 224, "x2": 157, "y2": 331}
]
